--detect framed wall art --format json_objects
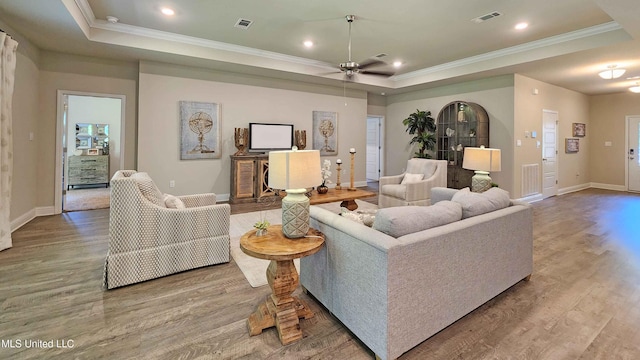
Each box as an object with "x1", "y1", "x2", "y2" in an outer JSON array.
[
  {"x1": 179, "y1": 101, "x2": 221, "y2": 160},
  {"x1": 312, "y1": 111, "x2": 338, "y2": 156},
  {"x1": 572, "y1": 123, "x2": 585, "y2": 137},
  {"x1": 565, "y1": 138, "x2": 579, "y2": 153}
]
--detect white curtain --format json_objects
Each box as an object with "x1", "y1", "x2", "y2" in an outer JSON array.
[{"x1": 0, "y1": 32, "x2": 18, "y2": 252}]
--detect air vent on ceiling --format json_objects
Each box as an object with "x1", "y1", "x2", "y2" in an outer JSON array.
[
  {"x1": 472, "y1": 11, "x2": 502, "y2": 24},
  {"x1": 234, "y1": 18, "x2": 253, "y2": 29},
  {"x1": 374, "y1": 53, "x2": 388, "y2": 58}
]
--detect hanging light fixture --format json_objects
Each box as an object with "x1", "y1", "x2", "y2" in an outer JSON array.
[
  {"x1": 598, "y1": 65, "x2": 626, "y2": 79},
  {"x1": 629, "y1": 82, "x2": 640, "y2": 93}
]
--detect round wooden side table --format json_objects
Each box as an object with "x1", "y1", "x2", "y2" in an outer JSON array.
[{"x1": 240, "y1": 224, "x2": 324, "y2": 345}]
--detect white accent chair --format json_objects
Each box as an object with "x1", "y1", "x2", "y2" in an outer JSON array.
[
  {"x1": 104, "y1": 170, "x2": 230, "y2": 289},
  {"x1": 378, "y1": 159, "x2": 447, "y2": 208}
]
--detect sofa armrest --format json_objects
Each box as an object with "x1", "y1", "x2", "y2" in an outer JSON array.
[
  {"x1": 379, "y1": 173, "x2": 404, "y2": 187},
  {"x1": 430, "y1": 187, "x2": 458, "y2": 203},
  {"x1": 179, "y1": 193, "x2": 217, "y2": 207}
]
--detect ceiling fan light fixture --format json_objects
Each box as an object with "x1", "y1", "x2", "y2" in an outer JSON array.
[{"x1": 598, "y1": 65, "x2": 625, "y2": 79}]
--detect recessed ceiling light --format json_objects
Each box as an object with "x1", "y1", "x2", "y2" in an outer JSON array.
[
  {"x1": 515, "y1": 22, "x2": 528, "y2": 30},
  {"x1": 630, "y1": 83, "x2": 640, "y2": 93},
  {"x1": 303, "y1": 40, "x2": 314, "y2": 48},
  {"x1": 161, "y1": 7, "x2": 175, "y2": 16},
  {"x1": 393, "y1": 61, "x2": 402, "y2": 68}
]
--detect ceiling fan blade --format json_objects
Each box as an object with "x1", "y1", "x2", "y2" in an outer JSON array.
[
  {"x1": 360, "y1": 69, "x2": 395, "y2": 77},
  {"x1": 357, "y1": 58, "x2": 386, "y2": 70}
]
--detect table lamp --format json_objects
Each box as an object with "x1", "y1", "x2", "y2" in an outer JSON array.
[
  {"x1": 268, "y1": 148, "x2": 322, "y2": 238},
  {"x1": 462, "y1": 146, "x2": 501, "y2": 192}
]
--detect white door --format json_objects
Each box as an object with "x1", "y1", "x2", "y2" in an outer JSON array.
[
  {"x1": 628, "y1": 116, "x2": 640, "y2": 192},
  {"x1": 542, "y1": 110, "x2": 558, "y2": 198},
  {"x1": 366, "y1": 116, "x2": 381, "y2": 181}
]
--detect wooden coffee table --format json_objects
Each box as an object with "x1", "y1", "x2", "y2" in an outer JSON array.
[
  {"x1": 240, "y1": 224, "x2": 324, "y2": 345},
  {"x1": 307, "y1": 188, "x2": 376, "y2": 210}
]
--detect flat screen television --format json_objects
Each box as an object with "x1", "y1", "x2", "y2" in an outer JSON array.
[{"x1": 249, "y1": 123, "x2": 294, "y2": 152}]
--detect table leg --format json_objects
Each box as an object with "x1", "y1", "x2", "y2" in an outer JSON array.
[{"x1": 247, "y1": 259, "x2": 314, "y2": 345}]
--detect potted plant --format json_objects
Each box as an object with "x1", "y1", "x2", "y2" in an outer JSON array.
[
  {"x1": 402, "y1": 109, "x2": 436, "y2": 158},
  {"x1": 254, "y1": 218, "x2": 270, "y2": 236},
  {"x1": 317, "y1": 159, "x2": 332, "y2": 194}
]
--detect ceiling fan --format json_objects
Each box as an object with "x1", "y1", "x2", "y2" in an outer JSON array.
[{"x1": 336, "y1": 15, "x2": 395, "y2": 78}]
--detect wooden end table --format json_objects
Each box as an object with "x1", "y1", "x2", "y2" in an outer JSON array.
[{"x1": 240, "y1": 224, "x2": 324, "y2": 345}]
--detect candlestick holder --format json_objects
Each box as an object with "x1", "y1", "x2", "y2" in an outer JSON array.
[
  {"x1": 233, "y1": 128, "x2": 249, "y2": 156},
  {"x1": 335, "y1": 160, "x2": 342, "y2": 190},
  {"x1": 349, "y1": 149, "x2": 356, "y2": 191}
]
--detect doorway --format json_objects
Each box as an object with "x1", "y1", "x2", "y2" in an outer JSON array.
[
  {"x1": 55, "y1": 91, "x2": 126, "y2": 213},
  {"x1": 627, "y1": 115, "x2": 640, "y2": 192},
  {"x1": 542, "y1": 110, "x2": 558, "y2": 198},
  {"x1": 366, "y1": 116, "x2": 384, "y2": 181}
]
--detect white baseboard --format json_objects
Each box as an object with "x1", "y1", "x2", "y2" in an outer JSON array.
[
  {"x1": 11, "y1": 209, "x2": 37, "y2": 232},
  {"x1": 590, "y1": 183, "x2": 627, "y2": 192},
  {"x1": 517, "y1": 194, "x2": 544, "y2": 203},
  {"x1": 36, "y1": 206, "x2": 56, "y2": 217},
  {"x1": 217, "y1": 193, "x2": 230, "y2": 203},
  {"x1": 558, "y1": 183, "x2": 591, "y2": 195}
]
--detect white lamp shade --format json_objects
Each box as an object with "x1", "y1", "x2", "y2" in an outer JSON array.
[
  {"x1": 268, "y1": 149, "x2": 322, "y2": 190},
  {"x1": 462, "y1": 146, "x2": 501, "y2": 172}
]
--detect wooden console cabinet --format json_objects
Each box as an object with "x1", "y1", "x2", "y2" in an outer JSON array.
[
  {"x1": 230, "y1": 154, "x2": 276, "y2": 203},
  {"x1": 67, "y1": 155, "x2": 109, "y2": 189}
]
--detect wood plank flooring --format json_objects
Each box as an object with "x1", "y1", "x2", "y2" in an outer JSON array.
[{"x1": 2, "y1": 188, "x2": 640, "y2": 359}]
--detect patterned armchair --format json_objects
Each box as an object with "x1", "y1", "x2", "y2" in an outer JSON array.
[
  {"x1": 378, "y1": 159, "x2": 447, "y2": 208},
  {"x1": 104, "y1": 170, "x2": 230, "y2": 289}
]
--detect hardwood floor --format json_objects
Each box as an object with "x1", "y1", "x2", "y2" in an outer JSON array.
[{"x1": 1, "y1": 188, "x2": 639, "y2": 359}]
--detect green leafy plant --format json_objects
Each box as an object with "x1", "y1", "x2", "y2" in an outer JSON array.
[
  {"x1": 402, "y1": 109, "x2": 436, "y2": 158},
  {"x1": 254, "y1": 219, "x2": 270, "y2": 230}
]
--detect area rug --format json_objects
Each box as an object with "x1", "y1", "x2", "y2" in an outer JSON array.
[
  {"x1": 64, "y1": 187, "x2": 110, "y2": 212},
  {"x1": 230, "y1": 199, "x2": 378, "y2": 287}
]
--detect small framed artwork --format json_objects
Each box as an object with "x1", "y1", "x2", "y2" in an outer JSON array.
[
  {"x1": 179, "y1": 101, "x2": 221, "y2": 160},
  {"x1": 565, "y1": 138, "x2": 579, "y2": 153},
  {"x1": 572, "y1": 123, "x2": 586, "y2": 137},
  {"x1": 87, "y1": 148, "x2": 100, "y2": 155}
]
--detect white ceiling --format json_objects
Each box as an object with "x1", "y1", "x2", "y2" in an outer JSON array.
[{"x1": 1, "y1": 0, "x2": 640, "y2": 96}]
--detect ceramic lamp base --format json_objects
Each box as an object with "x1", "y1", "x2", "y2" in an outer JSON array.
[
  {"x1": 471, "y1": 171, "x2": 492, "y2": 193},
  {"x1": 281, "y1": 189, "x2": 310, "y2": 238}
]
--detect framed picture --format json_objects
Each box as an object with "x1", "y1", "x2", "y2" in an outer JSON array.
[
  {"x1": 565, "y1": 138, "x2": 579, "y2": 153},
  {"x1": 87, "y1": 148, "x2": 100, "y2": 155},
  {"x1": 179, "y1": 101, "x2": 221, "y2": 160},
  {"x1": 572, "y1": 123, "x2": 586, "y2": 137},
  {"x1": 312, "y1": 111, "x2": 338, "y2": 156}
]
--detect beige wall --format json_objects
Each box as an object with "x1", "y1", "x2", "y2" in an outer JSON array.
[
  {"x1": 385, "y1": 76, "x2": 516, "y2": 195},
  {"x1": 138, "y1": 62, "x2": 368, "y2": 197},
  {"x1": 10, "y1": 51, "x2": 39, "y2": 225},
  {"x1": 37, "y1": 53, "x2": 137, "y2": 208},
  {"x1": 514, "y1": 74, "x2": 591, "y2": 196},
  {"x1": 589, "y1": 92, "x2": 640, "y2": 187}
]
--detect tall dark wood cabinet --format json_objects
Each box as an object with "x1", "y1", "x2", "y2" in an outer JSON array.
[
  {"x1": 229, "y1": 154, "x2": 276, "y2": 203},
  {"x1": 436, "y1": 101, "x2": 489, "y2": 189}
]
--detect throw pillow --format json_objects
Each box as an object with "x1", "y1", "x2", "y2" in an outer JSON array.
[
  {"x1": 401, "y1": 173, "x2": 424, "y2": 184},
  {"x1": 164, "y1": 194, "x2": 186, "y2": 209},
  {"x1": 451, "y1": 187, "x2": 510, "y2": 219},
  {"x1": 372, "y1": 201, "x2": 462, "y2": 238},
  {"x1": 130, "y1": 172, "x2": 165, "y2": 207}
]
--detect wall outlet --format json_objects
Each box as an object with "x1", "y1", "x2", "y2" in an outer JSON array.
[{"x1": 169, "y1": 180, "x2": 175, "y2": 188}]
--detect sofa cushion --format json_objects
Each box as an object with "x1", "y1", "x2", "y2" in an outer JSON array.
[
  {"x1": 401, "y1": 173, "x2": 424, "y2": 184},
  {"x1": 372, "y1": 201, "x2": 462, "y2": 238},
  {"x1": 340, "y1": 208, "x2": 377, "y2": 227},
  {"x1": 164, "y1": 194, "x2": 186, "y2": 209},
  {"x1": 131, "y1": 172, "x2": 165, "y2": 207},
  {"x1": 451, "y1": 187, "x2": 510, "y2": 219}
]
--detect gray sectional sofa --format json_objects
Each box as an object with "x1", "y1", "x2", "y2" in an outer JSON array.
[{"x1": 301, "y1": 187, "x2": 533, "y2": 360}]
